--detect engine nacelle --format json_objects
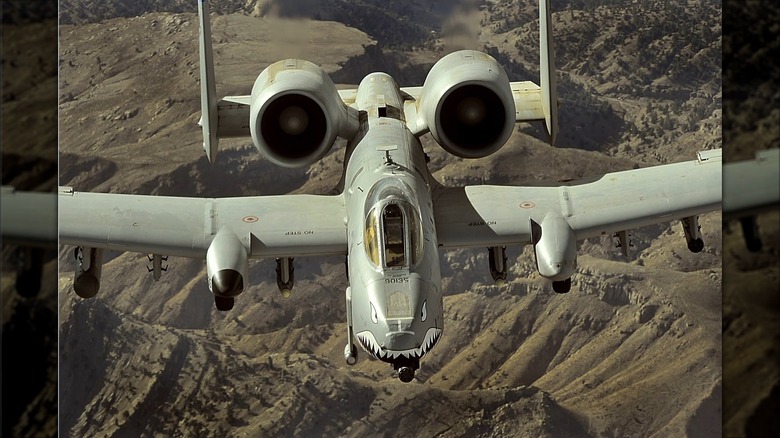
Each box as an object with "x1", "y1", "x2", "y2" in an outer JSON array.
[
  {"x1": 249, "y1": 59, "x2": 359, "y2": 168},
  {"x1": 417, "y1": 50, "x2": 515, "y2": 158},
  {"x1": 206, "y1": 228, "x2": 248, "y2": 298},
  {"x1": 532, "y1": 212, "x2": 577, "y2": 282},
  {"x1": 73, "y1": 247, "x2": 103, "y2": 298}
]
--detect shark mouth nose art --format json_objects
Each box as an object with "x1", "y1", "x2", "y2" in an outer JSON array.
[{"x1": 356, "y1": 327, "x2": 442, "y2": 361}]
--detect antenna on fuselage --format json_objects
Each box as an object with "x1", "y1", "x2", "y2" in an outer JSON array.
[{"x1": 378, "y1": 145, "x2": 398, "y2": 166}]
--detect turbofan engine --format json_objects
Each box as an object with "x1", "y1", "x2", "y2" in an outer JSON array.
[
  {"x1": 417, "y1": 50, "x2": 515, "y2": 158},
  {"x1": 249, "y1": 59, "x2": 359, "y2": 168}
]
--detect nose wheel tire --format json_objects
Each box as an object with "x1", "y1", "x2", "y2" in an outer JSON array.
[
  {"x1": 552, "y1": 278, "x2": 571, "y2": 294},
  {"x1": 214, "y1": 296, "x2": 234, "y2": 311},
  {"x1": 397, "y1": 367, "x2": 415, "y2": 383},
  {"x1": 393, "y1": 357, "x2": 419, "y2": 383},
  {"x1": 687, "y1": 237, "x2": 704, "y2": 253}
]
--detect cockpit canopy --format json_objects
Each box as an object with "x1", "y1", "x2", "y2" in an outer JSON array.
[{"x1": 363, "y1": 179, "x2": 423, "y2": 269}]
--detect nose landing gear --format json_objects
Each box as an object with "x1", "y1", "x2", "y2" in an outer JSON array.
[
  {"x1": 552, "y1": 278, "x2": 571, "y2": 293},
  {"x1": 344, "y1": 343, "x2": 358, "y2": 365},
  {"x1": 393, "y1": 357, "x2": 419, "y2": 383},
  {"x1": 344, "y1": 286, "x2": 358, "y2": 366},
  {"x1": 397, "y1": 367, "x2": 415, "y2": 383}
]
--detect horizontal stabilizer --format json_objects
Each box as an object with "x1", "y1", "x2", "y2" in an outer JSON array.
[
  {"x1": 223, "y1": 82, "x2": 549, "y2": 140},
  {"x1": 214, "y1": 96, "x2": 251, "y2": 138},
  {"x1": 511, "y1": 81, "x2": 545, "y2": 121}
]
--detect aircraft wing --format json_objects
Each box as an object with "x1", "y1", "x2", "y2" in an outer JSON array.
[
  {"x1": 58, "y1": 187, "x2": 348, "y2": 258},
  {"x1": 722, "y1": 148, "x2": 779, "y2": 251},
  {"x1": 1, "y1": 187, "x2": 58, "y2": 247},
  {"x1": 433, "y1": 149, "x2": 722, "y2": 248},
  {"x1": 723, "y1": 148, "x2": 780, "y2": 220}
]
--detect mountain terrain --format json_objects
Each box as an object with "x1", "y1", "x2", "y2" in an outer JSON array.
[{"x1": 52, "y1": 1, "x2": 727, "y2": 437}]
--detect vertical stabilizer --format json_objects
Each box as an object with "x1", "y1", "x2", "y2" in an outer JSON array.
[
  {"x1": 199, "y1": 0, "x2": 219, "y2": 163},
  {"x1": 539, "y1": 0, "x2": 558, "y2": 146}
]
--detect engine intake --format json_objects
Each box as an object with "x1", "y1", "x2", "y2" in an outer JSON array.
[
  {"x1": 250, "y1": 59, "x2": 359, "y2": 168},
  {"x1": 418, "y1": 50, "x2": 515, "y2": 158}
]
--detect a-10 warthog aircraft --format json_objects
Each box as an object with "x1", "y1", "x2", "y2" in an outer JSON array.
[{"x1": 56, "y1": 0, "x2": 722, "y2": 382}]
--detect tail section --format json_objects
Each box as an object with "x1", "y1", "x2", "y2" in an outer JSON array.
[
  {"x1": 198, "y1": 0, "x2": 219, "y2": 163},
  {"x1": 539, "y1": 0, "x2": 558, "y2": 146}
]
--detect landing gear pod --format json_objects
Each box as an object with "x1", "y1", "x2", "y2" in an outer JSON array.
[
  {"x1": 532, "y1": 212, "x2": 577, "y2": 292},
  {"x1": 206, "y1": 228, "x2": 248, "y2": 310},
  {"x1": 73, "y1": 246, "x2": 104, "y2": 299}
]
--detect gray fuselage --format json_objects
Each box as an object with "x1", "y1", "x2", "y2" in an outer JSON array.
[{"x1": 343, "y1": 73, "x2": 444, "y2": 366}]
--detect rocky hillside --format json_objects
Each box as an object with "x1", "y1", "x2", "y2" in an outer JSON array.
[
  {"x1": 55, "y1": 3, "x2": 723, "y2": 437},
  {"x1": 477, "y1": 0, "x2": 721, "y2": 162},
  {"x1": 58, "y1": 0, "x2": 467, "y2": 49}
]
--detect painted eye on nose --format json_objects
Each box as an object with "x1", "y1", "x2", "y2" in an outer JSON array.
[
  {"x1": 371, "y1": 302, "x2": 378, "y2": 324},
  {"x1": 421, "y1": 300, "x2": 427, "y2": 322}
]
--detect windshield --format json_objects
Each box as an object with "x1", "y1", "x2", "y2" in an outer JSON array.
[
  {"x1": 363, "y1": 180, "x2": 423, "y2": 269},
  {"x1": 383, "y1": 204, "x2": 405, "y2": 267}
]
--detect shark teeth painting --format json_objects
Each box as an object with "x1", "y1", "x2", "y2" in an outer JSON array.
[{"x1": 355, "y1": 328, "x2": 442, "y2": 361}]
